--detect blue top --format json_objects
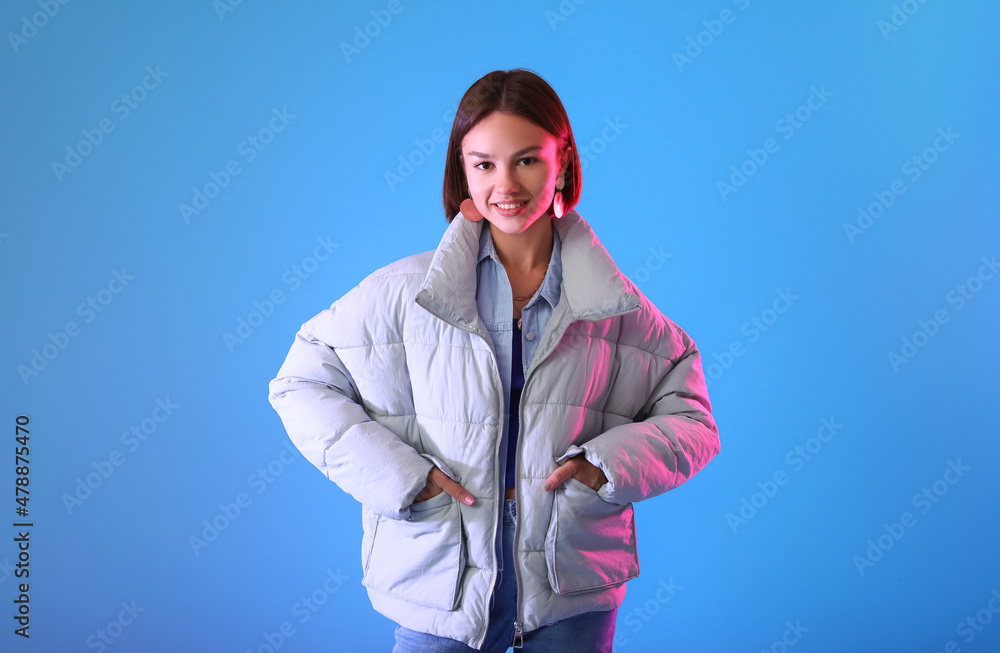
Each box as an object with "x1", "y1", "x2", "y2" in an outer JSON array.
[
  {"x1": 475, "y1": 221, "x2": 563, "y2": 490},
  {"x1": 508, "y1": 317, "x2": 525, "y2": 487}
]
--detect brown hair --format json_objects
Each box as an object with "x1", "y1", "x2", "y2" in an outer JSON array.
[{"x1": 442, "y1": 68, "x2": 582, "y2": 223}]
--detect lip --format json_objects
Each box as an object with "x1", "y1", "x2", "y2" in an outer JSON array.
[{"x1": 492, "y1": 199, "x2": 530, "y2": 217}]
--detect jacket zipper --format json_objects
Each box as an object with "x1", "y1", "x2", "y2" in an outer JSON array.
[
  {"x1": 511, "y1": 360, "x2": 527, "y2": 650},
  {"x1": 478, "y1": 329, "x2": 505, "y2": 650},
  {"x1": 512, "y1": 329, "x2": 547, "y2": 649},
  {"x1": 510, "y1": 303, "x2": 641, "y2": 646},
  {"x1": 511, "y1": 325, "x2": 556, "y2": 648},
  {"x1": 412, "y1": 303, "x2": 505, "y2": 651}
]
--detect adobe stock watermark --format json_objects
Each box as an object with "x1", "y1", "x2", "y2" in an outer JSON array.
[
  {"x1": 704, "y1": 288, "x2": 799, "y2": 388},
  {"x1": 188, "y1": 441, "x2": 298, "y2": 556},
  {"x1": 61, "y1": 398, "x2": 178, "y2": 515},
  {"x1": 0, "y1": 558, "x2": 14, "y2": 586},
  {"x1": 877, "y1": 0, "x2": 932, "y2": 41},
  {"x1": 843, "y1": 126, "x2": 959, "y2": 243},
  {"x1": 7, "y1": 0, "x2": 73, "y2": 54},
  {"x1": 629, "y1": 246, "x2": 671, "y2": 287},
  {"x1": 213, "y1": 0, "x2": 247, "y2": 21},
  {"x1": 672, "y1": 0, "x2": 752, "y2": 73},
  {"x1": 612, "y1": 578, "x2": 681, "y2": 649},
  {"x1": 717, "y1": 84, "x2": 833, "y2": 201},
  {"x1": 246, "y1": 568, "x2": 349, "y2": 653},
  {"x1": 84, "y1": 600, "x2": 144, "y2": 653},
  {"x1": 887, "y1": 254, "x2": 997, "y2": 373},
  {"x1": 223, "y1": 235, "x2": 339, "y2": 353},
  {"x1": 179, "y1": 108, "x2": 295, "y2": 223},
  {"x1": 51, "y1": 65, "x2": 169, "y2": 182},
  {"x1": 759, "y1": 620, "x2": 808, "y2": 653},
  {"x1": 17, "y1": 268, "x2": 136, "y2": 386},
  {"x1": 385, "y1": 101, "x2": 459, "y2": 192},
  {"x1": 933, "y1": 588, "x2": 1000, "y2": 653},
  {"x1": 726, "y1": 417, "x2": 843, "y2": 534},
  {"x1": 578, "y1": 117, "x2": 628, "y2": 172},
  {"x1": 339, "y1": 0, "x2": 409, "y2": 63},
  {"x1": 852, "y1": 458, "x2": 970, "y2": 576},
  {"x1": 545, "y1": 0, "x2": 587, "y2": 31}
]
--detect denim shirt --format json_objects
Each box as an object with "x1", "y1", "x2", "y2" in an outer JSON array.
[{"x1": 475, "y1": 221, "x2": 563, "y2": 496}]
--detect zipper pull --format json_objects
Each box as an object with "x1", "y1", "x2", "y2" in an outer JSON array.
[{"x1": 512, "y1": 620, "x2": 524, "y2": 649}]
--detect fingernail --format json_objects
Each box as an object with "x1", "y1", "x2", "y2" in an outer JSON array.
[
  {"x1": 542, "y1": 482, "x2": 551, "y2": 491},
  {"x1": 464, "y1": 497, "x2": 474, "y2": 505}
]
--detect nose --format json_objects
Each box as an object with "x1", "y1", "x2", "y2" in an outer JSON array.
[{"x1": 495, "y1": 164, "x2": 520, "y2": 196}]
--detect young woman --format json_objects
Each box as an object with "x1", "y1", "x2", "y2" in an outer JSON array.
[{"x1": 268, "y1": 68, "x2": 720, "y2": 652}]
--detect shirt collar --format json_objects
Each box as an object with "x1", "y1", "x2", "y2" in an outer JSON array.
[{"x1": 477, "y1": 221, "x2": 563, "y2": 311}]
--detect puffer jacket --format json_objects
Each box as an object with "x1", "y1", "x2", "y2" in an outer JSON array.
[{"x1": 267, "y1": 208, "x2": 720, "y2": 649}]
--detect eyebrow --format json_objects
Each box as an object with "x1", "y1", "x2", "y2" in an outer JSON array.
[{"x1": 465, "y1": 145, "x2": 542, "y2": 160}]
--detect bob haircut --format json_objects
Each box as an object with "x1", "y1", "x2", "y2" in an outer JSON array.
[{"x1": 442, "y1": 68, "x2": 582, "y2": 223}]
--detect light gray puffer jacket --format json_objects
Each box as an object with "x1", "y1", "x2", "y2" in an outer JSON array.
[{"x1": 267, "y1": 209, "x2": 720, "y2": 649}]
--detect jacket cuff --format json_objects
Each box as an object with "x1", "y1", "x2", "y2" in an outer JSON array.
[
  {"x1": 396, "y1": 455, "x2": 463, "y2": 521},
  {"x1": 554, "y1": 445, "x2": 614, "y2": 498},
  {"x1": 395, "y1": 456, "x2": 435, "y2": 522},
  {"x1": 419, "y1": 454, "x2": 462, "y2": 484}
]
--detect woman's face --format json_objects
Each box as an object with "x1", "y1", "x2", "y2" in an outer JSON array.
[{"x1": 460, "y1": 112, "x2": 568, "y2": 236}]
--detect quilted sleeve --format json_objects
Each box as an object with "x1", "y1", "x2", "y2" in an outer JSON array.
[
  {"x1": 557, "y1": 321, "x2": 721, "y2": 506},
  {"x1": 267, "y1": 293, "x2": 433, "y2": 521}
]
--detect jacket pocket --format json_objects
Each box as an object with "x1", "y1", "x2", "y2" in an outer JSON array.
[
  {"x1": 544, "y1": 477, "x2": 639, "y2": 595},
  {"x1": 362, "y1": 491, "x2": 467, "y2": 610}
]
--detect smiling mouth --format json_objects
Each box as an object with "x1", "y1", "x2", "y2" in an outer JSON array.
[{"x1": 493, "y1": 200, "x2": 529, "y2": 209}]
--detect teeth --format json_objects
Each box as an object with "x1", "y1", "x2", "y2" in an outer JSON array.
[{"x1": 496, "y1": 201, "x2": 527, "y2": 209}]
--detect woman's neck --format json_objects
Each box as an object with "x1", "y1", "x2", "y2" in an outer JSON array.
[{"x1": 488, "y1": 216, "x2": 554, "y2": 277}]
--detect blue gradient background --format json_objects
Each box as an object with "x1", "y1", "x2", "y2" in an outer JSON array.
[{"x1": 1, "y1": 1, "x2": 998, "y2": 651}]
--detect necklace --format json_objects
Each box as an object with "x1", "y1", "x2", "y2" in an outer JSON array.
[
  {"x1": 509, "y1": 244, "x2": 551, "y2": 330},
  {"x1": 513, "y1": 286, "x2": 541, "y2": 302},
  {"x1": 513, "y1": 280, "x2": 544, "y2": 331}
]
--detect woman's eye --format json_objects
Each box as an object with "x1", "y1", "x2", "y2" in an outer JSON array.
[
  {"x1": 472, "y1": 156, "x2": 538, "y2": 170},
  {"x1": 473, "y1": 158, "x2": 533, "y2": 171}
]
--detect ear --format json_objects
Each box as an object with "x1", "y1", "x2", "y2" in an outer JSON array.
[{"x1": 559, "y1": 145, "x2": 572, "y2": 178}]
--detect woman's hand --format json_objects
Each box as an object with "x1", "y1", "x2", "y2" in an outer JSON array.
[
  {"x1": 414, "y1": 466, "x2": 475, "y2": 505},
  {"x1": 542, "y1": 455, "x2": 608, "y2": 492}
]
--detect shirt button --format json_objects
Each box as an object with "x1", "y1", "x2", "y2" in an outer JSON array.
[{"x1": 525, "y1": 332, "x2": 535, "y2": 341}]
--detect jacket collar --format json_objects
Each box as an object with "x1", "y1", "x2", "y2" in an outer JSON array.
[{"x1": 415, "y1": 209, "x2": 640, "y2": 333}]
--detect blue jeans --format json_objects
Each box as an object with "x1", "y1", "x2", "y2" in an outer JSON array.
[{"x1": 393, "y1": 499, "x2": 618, "y2": 652}]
